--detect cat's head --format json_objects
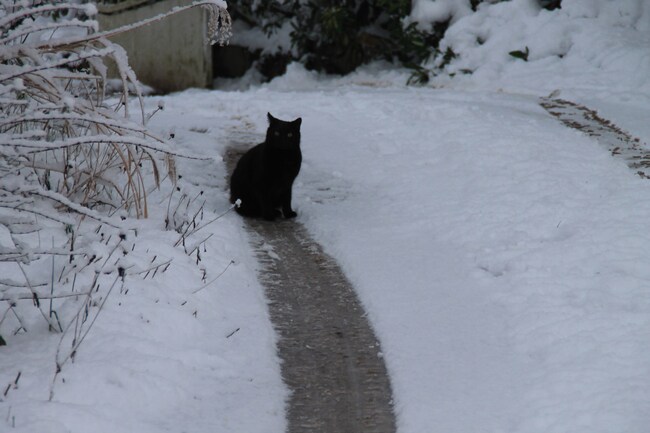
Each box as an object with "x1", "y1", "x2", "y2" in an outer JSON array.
[{"x1": 266, "y1": 112, "x2": 301, "y2": 149}]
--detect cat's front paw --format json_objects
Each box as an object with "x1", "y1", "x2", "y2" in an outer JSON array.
[{"x1": 284, "y1": 210, "x2": 297, "y2": 219}]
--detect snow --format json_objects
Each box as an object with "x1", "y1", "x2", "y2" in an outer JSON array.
[
  {"x1": 409, "y1": 0, "x2": 472, "y2": 28},
  {"x1": 436, "y1": 0, "x2": 650, "y2": 96},
  {"x1": 1, "y1": 174, "x2": 287, "y2": 433},
  {"x1": 3, "y1": 0, "x2": 650, "y2": 432},
  {"x1": 230, "y1": 20, "x2": 293, "y2": 55},
  {"x1": 210, "y1": 85, "x2": 648, "y2": 433}
]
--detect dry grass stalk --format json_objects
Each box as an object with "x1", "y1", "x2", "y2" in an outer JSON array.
[{"x1": 0, "y1": 0, "x2": 231, "y2": 359}]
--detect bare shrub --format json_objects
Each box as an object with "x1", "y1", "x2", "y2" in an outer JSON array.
[{"x1": 0, "y1": 0, "x2": 231, "y2": 379}]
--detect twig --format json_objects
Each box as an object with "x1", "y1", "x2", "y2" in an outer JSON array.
[
  {"x1": 192, "y1": 260, "x2": 235, "y2": 294},
  {"x1": 50, "y1": 275, "x2": 121, "y2": 401},
  {"x1": 34, "y1": 1, "x2": 231, "y2": 50},
  {"x1": 1, "y1": 291, "x2": 91, "y2": 302},
  {"x1": 226, "y1": 328, "x2": 240, "y2": 339},
  {"x1": 126, "y1": 259, "x2": 173, "y2": 278},
  {"x1": 174, "y1": 203, "x2": 237, "y2": 247},
  {"x1": 16, "y1": 263, "x2": 58, "y2": 331},
  {"x1": 49, "y1": 238, "x2": 55, "y2": 332},
  {"x1": 3, "y1": 302, "x2": 27, "y2": 333},
  {"x1": 186, "y1": 233, "x2": 214, "y2": 257}
]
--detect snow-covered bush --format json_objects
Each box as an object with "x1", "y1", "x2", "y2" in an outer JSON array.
[
  {"x1": 0, "y1": 0, "x2": 230, "y2": 363},
  {"x1": 228, "y1": 0, "x2": 436, "y2": 77},
  {"x1": 224, "y1": 0, "x2": 565, "y2": 81},
  {"x1": 431, "y1": 0, "x2": 650, "y2": 90}
]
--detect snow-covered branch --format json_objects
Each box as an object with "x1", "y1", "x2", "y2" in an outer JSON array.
[
  {"x1": 34, "y1": 1, "x2": 231, "y2": 50},
  {"x1": 0, "y1": 0, "x2": 229, "y2": 359}
]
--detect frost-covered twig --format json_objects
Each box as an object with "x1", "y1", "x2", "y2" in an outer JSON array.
[
  {"x1": 24, "y1": 186, "x2": 126, "y2": 228},
  {"x1": 0, "y1": 47, "x2": 116, "y2": 82},
  {"x1": 6, "y1": 133, "x2": 195, "y2": 158},
  {"x1": 1, "y1": 1, "x2": 234, "y2": 407},
  {"x1": 0, "y1": 290, "x2": 91, "y2": 302},
  {"x1": 0, "y1": 0, "x2": 226, "y2": 346},
  {"x1": 0, "y1": 3, "x2": 96, "y2": 31},
  {"x1": 35, "y1": 1, "x2": 231, "y2": 51}
]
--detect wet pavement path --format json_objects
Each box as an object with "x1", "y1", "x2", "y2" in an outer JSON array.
[
  {"x1": 540, "y1": 98, "x2": 650, "y2": 178},
  {"x1": 225, "y1": 144, "x2": 397, "y2": 433}
]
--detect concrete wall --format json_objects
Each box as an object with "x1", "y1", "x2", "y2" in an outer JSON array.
[{"x1": 98, "y1": 0, "x2": 212, "y2": 93}]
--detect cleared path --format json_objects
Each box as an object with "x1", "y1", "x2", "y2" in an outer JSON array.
[
  {"x1": 225, "y1": 144, "x2": 397, "y2": 433},
  {"x1": 541, "y1": 97, "x2": 650, "y2": 178}
]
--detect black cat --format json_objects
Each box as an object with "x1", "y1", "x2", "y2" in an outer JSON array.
[{"x1": 230, "y1": 113, "x2": 302, "y2": 220}]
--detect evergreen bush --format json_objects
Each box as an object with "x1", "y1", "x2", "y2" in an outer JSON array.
[
  {"x1": 228, "y1": 0, "x2": 438, "y2": 77},
  {"x1": 227, "y1": 0, "x2": 562, "y2": 82}
]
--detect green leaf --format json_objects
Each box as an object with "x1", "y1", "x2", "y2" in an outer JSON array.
[{"x1": 509, "y1": 46, "x2": 530, "y2": 61}]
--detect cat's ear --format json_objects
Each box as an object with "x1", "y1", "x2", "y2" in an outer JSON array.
[
  {"x1": 293, "y1": 117, "x2": 302, "y2": 128},
  {"x1": 267, "y1": 112, "x2": 276, "y2": 123}
]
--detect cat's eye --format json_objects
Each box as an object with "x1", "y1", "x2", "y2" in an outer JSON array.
[
  {"x1": 274, "y1": 131, "x2": 280, "y2": 136},
  {"x1": 287, "y1": 133, "x2": 293, "y2": 138}
]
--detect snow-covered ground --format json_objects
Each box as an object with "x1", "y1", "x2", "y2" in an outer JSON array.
[
  {"x1": 3, "y1": 0, "x2": 650, "y2": 432},
  {"x1": 0, "y1": 144, "x2": 287, "y2": 432}
]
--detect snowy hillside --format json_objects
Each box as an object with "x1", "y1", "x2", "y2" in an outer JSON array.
[{"x1": 3, "y1": 0, "x2": 650, "y2": 432}]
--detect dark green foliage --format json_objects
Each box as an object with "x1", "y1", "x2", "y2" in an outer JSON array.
[
  {"x1": 227, "y1": 0, "x2": 442, "y2": 77},
  {"x1": 470, "y1": 0, "x2": 485, "y2": 11},
  {"x1": 509, "y1": 46, "x2": 530, "y2": 61},
  {"x1": 539, "y1": 0, "x2": 562, "y2": 10},
  {"x1": 228, "y1": 0, "x2": 298, "y2": 34},
  {"x1": 406, "y1": 64, "x2": 431, "y2": 85},
  {"x1": 258, "y1": 52, "x2": 293, "y2": 78},
  {"x1": 440, "y1": 46, "x2": 457, "y2": 68},
  {"x1": 470, "y1": 0, "x2": 512, "y2": 11},
  {"x1": 225, "y1": 0, "x2": 559, "y2": 82},
  {"x1": 289, "y1": 0, "x2": 438, "y2": 75}
]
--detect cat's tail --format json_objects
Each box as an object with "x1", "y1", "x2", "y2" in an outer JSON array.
[{"x1": 230, "y1": 195, "x2": 260, "y2": 217}]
